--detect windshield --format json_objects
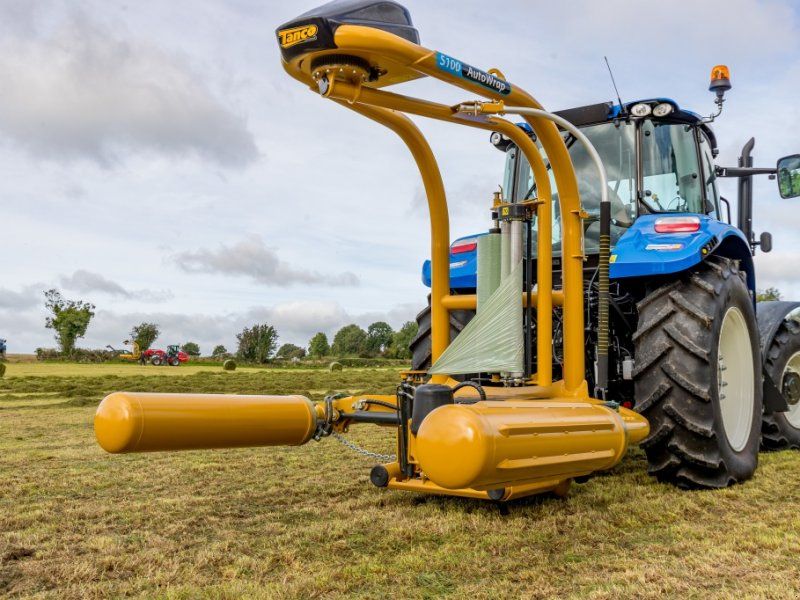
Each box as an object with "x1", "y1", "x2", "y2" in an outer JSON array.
[
  {"x1": 640, "y1": 120, "x2": 704, "y2": 213},
  {"x1": 507, "y1": 121, "x2": 637, "y2": 255}
]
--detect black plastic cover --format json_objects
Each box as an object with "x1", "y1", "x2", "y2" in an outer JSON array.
[
  {"x1": 410, "y1": 384, "x2": 453, "y2": 435},
  {"x1": 276, "y1": 0, "x2": 419, "y2": 62},
  {"x1": 554, "y1": 102, "x2": 614, "y2": 128}
]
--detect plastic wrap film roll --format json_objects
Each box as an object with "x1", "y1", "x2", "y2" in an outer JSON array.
[
  {"x1": 500, "y1": 221, "x2": 510, "y2": 280},
  {"x1": 476, "y1": 233, "x2": 501, "y2": 311},
  {"x1": 429, "y1": 261, "x2": 523, "y2": 375}
]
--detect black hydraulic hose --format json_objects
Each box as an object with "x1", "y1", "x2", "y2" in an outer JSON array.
[
  {"x1": 362, "y1": 399, "x2": 399, "y2": 411},
  {"x1": 596, "y1": 201, "x2": 611, "y2": 399},
  {"x1": 452, "y1": 381, "x2": 487, "y2": 402}
]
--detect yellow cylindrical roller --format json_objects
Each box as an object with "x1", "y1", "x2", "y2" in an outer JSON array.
[
  {"x1": 415, "y1": 400, "x2": 645, "y2": 490},
  {"x1": 94, "y1": 392, "x2": 319, "y2": 453}
]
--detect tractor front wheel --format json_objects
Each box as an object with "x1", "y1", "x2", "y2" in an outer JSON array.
[
  {"x1": 150, "y1": 356, "x2": 163, "y2": 366},
  {"x1": 761, "y1": 318, "x2": 800, "y2": 449},
  {"x1": 633, "y1": 257, "x2": 762, "y2": 489}
]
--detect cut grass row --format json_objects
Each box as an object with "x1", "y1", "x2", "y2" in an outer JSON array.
[{"x1": 2, "y1": 364, "x2": 800, "y2": 598}]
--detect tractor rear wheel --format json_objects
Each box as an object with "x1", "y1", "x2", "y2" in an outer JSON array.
[
  {"x1": 761, "y1": 319, "x2": 800, "y2": 449},
  {"x1": 409, "y1": 298, "x2": 474, "y2": 372},
  {"x1": 633, "y1": 257, "x2": 762, "y2": 489},
  {"x1": 150, "y1": 356, "x2": 163, "y2": 366}
]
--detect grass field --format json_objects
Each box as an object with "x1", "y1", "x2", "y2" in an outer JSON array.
[{"x1": 2, "y1": 363, "x2": 800, "y2": 599}]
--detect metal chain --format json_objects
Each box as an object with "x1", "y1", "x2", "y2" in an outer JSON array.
[{"x1": 331, "y1": 431, "x2": 396, "y2": 462}]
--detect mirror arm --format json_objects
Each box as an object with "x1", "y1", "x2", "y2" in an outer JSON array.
[{"x1": 716, "y1": 166, "x2": 776, "y2": 178}]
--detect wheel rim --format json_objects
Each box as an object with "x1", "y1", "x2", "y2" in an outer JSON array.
[
  {"x1": 781, "y1": 351, "x2": 800, "y2": 428},
  {"x1": 717, "y1": 306, "x2": 755, "y2": 451}
]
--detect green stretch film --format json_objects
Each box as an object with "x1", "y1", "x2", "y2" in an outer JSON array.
[
  {"x1": 500, "y1": 222, "x2": 510, "y2": 280},
  {"x1": 476, "y1": 233, "x2": 501, "y2": 311},
  {"x1": 429, "y1": 261, "x2": 523, "y2": 375}
]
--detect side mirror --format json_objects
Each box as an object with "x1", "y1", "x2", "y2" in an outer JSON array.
[{"x1": 777, "y1": 154, "x2": 800, "y2": 199}]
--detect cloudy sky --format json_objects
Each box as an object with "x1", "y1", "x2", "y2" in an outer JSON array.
[{"x1": 1, "y1": 0, "x2": 799, "y2": 354}]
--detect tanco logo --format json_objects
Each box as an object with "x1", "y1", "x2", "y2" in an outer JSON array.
[{"x1": 278, "y1": 24, "x2": 318, "y2": 49}]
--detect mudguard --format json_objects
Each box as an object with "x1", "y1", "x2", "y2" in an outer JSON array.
[
  {"x1": 610, "y1": 214, "x2": 755, "y2": 293},
  {"x1": 756, "y1": 301, "x2": 800, "y2": 414},
  {"x1": 756, "y1": 301, "x2": 800, "y2": 351},
  {"x1": 421, "y1": 234, "x2": 482, "y2": 289}
]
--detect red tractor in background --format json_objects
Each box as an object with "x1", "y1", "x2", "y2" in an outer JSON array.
[{"x1": 144, "y1": 345, "x2": 189, "y2": 367}]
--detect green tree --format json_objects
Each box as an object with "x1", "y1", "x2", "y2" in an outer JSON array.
[
  {"x1": 211, "y1": 344, "x2": 228, "y2": 359},
  {"x1": 130, "y1": 322, "x2": 160, "y2": 351},
  {"x1": 276, "y1": 343, "x2": 306, "y2": 360},
  {"x1": 236, "y1": 324, "x2": 278, "y2": 363},
  {"x1": 181, "y1": 342, "x2": 201, "y2": 357},
  {"x1": 366, "y1": 321, "x2": 394, "y2": 356},
  {"x1": 386, "y1": 321, "x2": 418, "y2": 359},
  {"x1": 331, "y1": 324, "x2": 368, "y2": 357},
  {"x1": 44, "y1": 289, "x2": 95, "y2": 355},
  {"x1": 756, "y1": 287, "x2": 782, "y2": 302},
  {"x1": 308, "y1": 332, "x2": 330, "y2": 357}
]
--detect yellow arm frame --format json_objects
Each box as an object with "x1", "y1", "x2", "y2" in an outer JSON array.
[{"x1": 282, "y1": 24, "x2": 586, "y2": 397}]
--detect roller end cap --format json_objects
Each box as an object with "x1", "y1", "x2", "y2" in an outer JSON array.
[{"x1": 94, "y1": 393, "x2": 142, "y2": 453}]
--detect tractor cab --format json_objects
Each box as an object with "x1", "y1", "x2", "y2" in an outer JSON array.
[
  {"x1": 423, "y1": 98, "x2": 726, "y2": 289},
  {"x1": 499, "y1": 99, "x2": 719, "y2": 254}
]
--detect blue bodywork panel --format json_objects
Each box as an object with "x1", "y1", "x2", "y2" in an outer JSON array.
[
  {"x1": 421, "y1": 233, "x2": 483, "y2": 289},
  {"x1": 422, "y1": 216, "x2": 755, "y2": 294},
  {"x1": 610, "y1": 214, "x2": 750, "y2": 281}
]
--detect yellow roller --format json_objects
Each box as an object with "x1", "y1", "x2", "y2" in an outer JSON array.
[
  {"x1": 414, "y1": 400, "x2": 648, "y2": 490},
  {"x1": 94, "y1": 392, "x2": 320, "y2": 453}
]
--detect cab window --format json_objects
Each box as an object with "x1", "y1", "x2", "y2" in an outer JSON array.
[
  {"x1": 640, "y1": 121, "x2": 704, "y2": 213},
  {"x1": 698, "y1": 132, "x2": 720, "y2": 218}
]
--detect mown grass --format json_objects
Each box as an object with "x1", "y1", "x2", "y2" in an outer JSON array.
[{"x1": 1, "y1": 364, "x2": 800, "y2": 599}]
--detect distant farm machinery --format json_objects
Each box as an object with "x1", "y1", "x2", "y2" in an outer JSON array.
[
  {"x1": 106, "y1": 341, "x2": 189, "y2": 366},
  {"x1": 146, "y1": 345, "x2": 190, "y2": 367}
]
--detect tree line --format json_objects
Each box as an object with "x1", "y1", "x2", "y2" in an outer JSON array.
[
  {"x1": 38, "y1": 288, "x2": 417, "y2": 362},
  {"x1": 232, "y1": 320, "x2": 418, "y2": 364}
]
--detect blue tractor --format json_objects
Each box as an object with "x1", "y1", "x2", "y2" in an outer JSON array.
[{"x1": 411, "y1": 72, "x2": 800, "y2": 489}]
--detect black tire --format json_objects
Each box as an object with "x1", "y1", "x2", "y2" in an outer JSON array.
[
  {"x1": 409, "y1": 299, "x2": 474, "y2": 371},
  {"x1": 761, "y1": 318, "x2": 800, "y2": 449},
  {"x1": 168, "y1": 357, "x2": 180, "y2": 367},
  {"x1": 150, "y1": 356, "x2": 163, "y2": 366},
  {"x1": 632, "y1": 257, "x2": 762, "y2": 489}
]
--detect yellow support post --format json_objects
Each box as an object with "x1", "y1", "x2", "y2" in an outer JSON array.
[{"x1": 335, "y1": 101, "x2": 451, "y2": 365}]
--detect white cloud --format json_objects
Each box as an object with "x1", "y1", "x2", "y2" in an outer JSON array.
[
  {"x1": 173, "y1": 235, "x2": 360, "y2": 287},
  {"x1": 0, "y1": 284, "x2": 43, "y2": 310},
  {"x1": 59, "y1": 270, "x2": 173, "y2": 302},
  {"x1": 0, "y1": 11, "x2": 258, "y2": 167}
]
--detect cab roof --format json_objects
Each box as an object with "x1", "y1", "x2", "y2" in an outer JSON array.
[{"x1": 548, "y1": 99, "x2": 717, "y2": 154}]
